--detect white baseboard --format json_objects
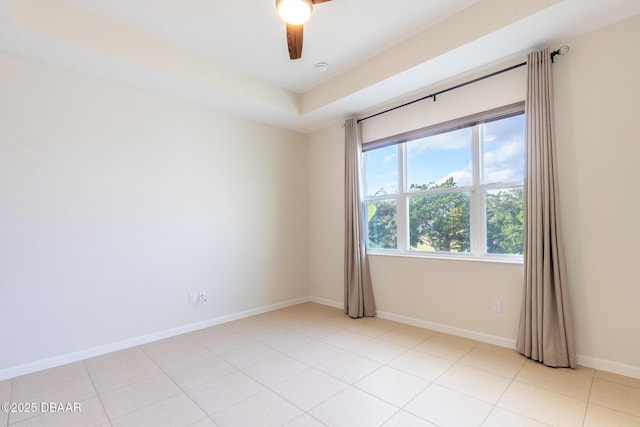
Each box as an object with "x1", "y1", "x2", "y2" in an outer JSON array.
[
  {"x1": 0, "y1": 296, "x2": 309, "y2": 381},
  {"x1": 307, "y1": 296, "x2": 343, "y2": 310},
  {"x1": 577, "y1": 354, "x2": 640, "y2": 380},
  {"x1": 308, "y1": 297, "x2": 516, "y2": 349},
  {"x1": 4, "y1": 295, "x2": 639, "y2": 381},
  {"x1": 309, "y1": 297, "x2": 640, "y2": 379},
  {"x1": 376, "y1": 310, "x2": 517, "y2": 349}
]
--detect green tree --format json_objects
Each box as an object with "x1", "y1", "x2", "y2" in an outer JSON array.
[
  {"x1": 409, "y1": 177, "x2": 470, "y2": 252},
  {"x1": 366, "y1": 180, "x2": 524, "y2": 254},
  {"x1": 367, "y1": 198, "x2": 397, "y2": 249},
  {"x1": 486, "y1": 188, "x2": 524, "y2": 254}
]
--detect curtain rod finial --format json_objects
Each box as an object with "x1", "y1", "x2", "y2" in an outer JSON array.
[{"x1": 551, "y1": 45, "x2": 570, "y2": 63}]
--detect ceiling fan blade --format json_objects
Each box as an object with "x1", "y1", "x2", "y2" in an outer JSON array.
[
  {"x1": 311, "y1": 0, "x2": 333, "y2": 3},
  {"x1": 286, "y1": 23, "x2": 304, "y2": 60}
]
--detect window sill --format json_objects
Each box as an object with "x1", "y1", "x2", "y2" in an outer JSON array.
[{"x1": 366, "y1": 250, "x2": 523, "y2": 265}]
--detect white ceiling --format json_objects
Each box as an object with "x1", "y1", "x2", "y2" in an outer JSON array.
[
  {"x1": 66, "y1": 0, "x2": 482, "y2": 93},
  {"x1": 1, "y1": 0, "x2": 639, "y2": 133}
]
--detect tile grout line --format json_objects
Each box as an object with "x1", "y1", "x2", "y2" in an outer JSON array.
[
  {"x1": 177, "y1": 318, "x2": 351, "y2": 424},
  {"x1": 4, "y1": 379, "x2": 12, "y2": 427},
  {"x1": 429, "y1": 344, "x2": 531, "y2": 426},
  {"x1": 84, "y1": 354, "x2": 155, "y2": 427},
  {"x1": 6, "y1": 363, "x2": 93, "y2": 426},
  {"x1": 129, "y1": 340, "x2": 219, "y2": 426},
  {"x1": 204, "y1": 320, "x2": 346, "y2": 424},
  {"x1": 481, "y1": 353, "x2": 526, "y2": 427},
  {"x1": 347, "y1": 333, "x2": 470, "y2": 426},
  {"x1": 208, "y1": 314, "x2": 396, "y2": 423},
  {"x1": 238, "y1": 315, "x2": 353, "y2": 424},
  {"x1": 79, "y1": 360, "x2": 111, "y2": 426},
  {"x1": 581, "y1": 367, "x2": 596, "y2": 427},
  {"x1": 94, "y1": 339, "x2": 215, "y2": 424},
  {"x1": 589, "y1": 377, "x2": 640, "y2": 419}
]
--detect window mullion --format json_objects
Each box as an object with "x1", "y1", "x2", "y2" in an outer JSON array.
[
  {"x1": 396, "y1": 144, "x2": 408, "y2": 252},
  {"x1": 470, "y1": 125, "x2": 484, "y2": 257}
]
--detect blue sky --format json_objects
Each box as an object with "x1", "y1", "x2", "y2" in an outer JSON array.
[{"x1": 364, "y1": 114, "x2": 525, "y2": 197}]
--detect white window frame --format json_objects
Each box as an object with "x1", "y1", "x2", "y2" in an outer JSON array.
[{"x1": 362, "y1": 102, "x2": 525, "y2": 262}]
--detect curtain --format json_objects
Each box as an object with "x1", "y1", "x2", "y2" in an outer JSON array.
[
  {"x1": 516, "y1": 48, "x2": 576, "y2": 368},
  {"x1": 344, "y1": 118, "x2": 376, "y2": 318}
]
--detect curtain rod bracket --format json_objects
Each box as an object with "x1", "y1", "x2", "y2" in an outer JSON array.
[{"x1": 551, "y1": 45, "x2": 570, "y2": 63}]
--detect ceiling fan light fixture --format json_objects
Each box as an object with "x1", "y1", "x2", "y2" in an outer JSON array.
[{"x1": 277, "y1": 0, "x2": 313, "y2": 25}]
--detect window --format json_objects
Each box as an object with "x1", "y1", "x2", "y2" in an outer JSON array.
[{"x1": 363, "y1": 104, "x2": 525, "y2": 260}]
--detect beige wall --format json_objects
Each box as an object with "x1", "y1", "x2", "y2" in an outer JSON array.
[
  {"x1": 307, "y1": 15, "x2": 640, "y2": 376},
  {"x1": 554, "y1": 14, "x2": 640, "y2": 371},
  {"x1": 308, "y1": 65, "x2": 528, "y2": 345},
  {"x1": 0, "y1": 52, "x2": 308, "y2": 375},
  {"x1": 307, "y1": 125, "x2": 345, "y2": 302}
]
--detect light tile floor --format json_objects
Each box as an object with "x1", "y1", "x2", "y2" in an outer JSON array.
[{"x1": 2, "y1": 302, "x2": 640, "y2": 426}]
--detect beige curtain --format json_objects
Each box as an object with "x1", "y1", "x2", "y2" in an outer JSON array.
[
  {"x1": 344, "y1": 118, "x2": 376, "y2": 318},
  {"x1": 516, "y1": 48, "x2": 576, "y2": 367}
]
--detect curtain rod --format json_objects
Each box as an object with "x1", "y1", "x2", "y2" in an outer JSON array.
[{"x1": 357, "y1": 46, "x2": 569, "y2": 124}]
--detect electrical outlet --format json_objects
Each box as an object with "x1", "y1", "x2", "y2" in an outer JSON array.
[
  {"x1": 492, "y1": 299, "x2": 502, "y2": 313},
  {"x1": 188, "y1": 292, "x2": 197, "y2": 304},
  {"x1": 199, "y1": 291, "x2": 208, "y2": 303}
]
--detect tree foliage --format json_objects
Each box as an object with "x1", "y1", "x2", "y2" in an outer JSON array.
[
  {"x1": 486, "y1": 188, "x2": 524, "y2": 254},
  {"x1": 367, "y1": 199, "x2": 397, "y2": 249},
  {"x1": 366, "y1": 178, "x2": 524, "y2": 255},
  {"x1": 409, "y1": 177, "x2": 470, "y2": 252}
]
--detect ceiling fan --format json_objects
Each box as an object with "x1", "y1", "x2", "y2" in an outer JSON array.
[{"x1": 275, "y1": 0, "x2": 333, "y2": 60}]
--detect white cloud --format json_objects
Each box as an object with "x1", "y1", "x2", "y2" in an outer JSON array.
[
  {"x1": 483, "y1": 138, "x2": 524, "y2": 183},
  {"x1": 433, "y1": 135, "x2": 524, "y2": 186},
  {"x1": 407, "y1": 129, "x2": 471, "y2": 157},
  {"x1": 437, "y1": 162, "x2": 472, "y2": 187}
]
